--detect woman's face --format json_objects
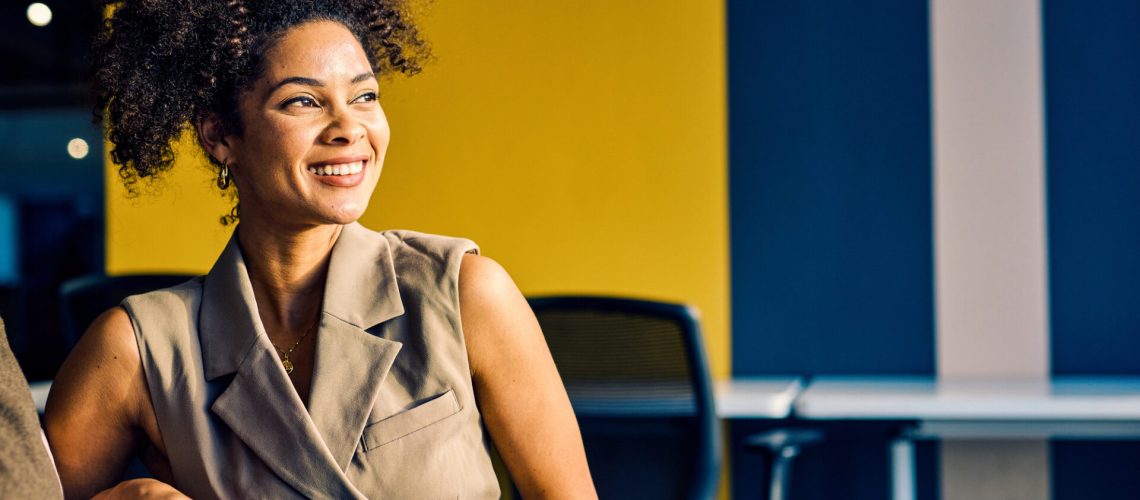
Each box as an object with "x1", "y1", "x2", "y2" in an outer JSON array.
[{"x1": 225, "y1": 20, "x2": 389, "y2": 228}]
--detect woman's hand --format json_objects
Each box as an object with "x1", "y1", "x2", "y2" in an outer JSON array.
[
  {"x1": 92, "y1": 479, "x2": 189, "y2": 500},
  {"x1": 459, "y1": 254, "x2": 597, "y2": 499}
]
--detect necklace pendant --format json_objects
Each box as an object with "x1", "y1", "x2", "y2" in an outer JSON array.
[{"x1": 282, "y1": 358, "x2": 294, "y2": 374}]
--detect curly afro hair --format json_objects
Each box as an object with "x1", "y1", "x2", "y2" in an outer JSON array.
[{"x1": 93, "y1": 0, "x2": 427, "y2": 196}]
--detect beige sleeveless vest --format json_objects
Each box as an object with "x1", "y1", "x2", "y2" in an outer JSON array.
[{"x1": 122, "y1": 222, "x2": 500, "y2": 499}]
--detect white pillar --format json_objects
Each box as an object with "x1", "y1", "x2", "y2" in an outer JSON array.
[{"x1": 932, "y1": 0, "x2": 1051, "y2": 498}]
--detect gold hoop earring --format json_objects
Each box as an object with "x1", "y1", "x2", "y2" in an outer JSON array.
[{"x1": 217, "y1": 161, "x2": 232, "y2": 190}]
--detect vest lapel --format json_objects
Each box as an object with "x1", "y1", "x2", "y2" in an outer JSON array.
[
  {"x1": 308, "y1": 222, "x2": 406, "y2": 470},
  {"x1": 199, "y1": 228, "x2": 371, "y2": 498},
  {"x1": 307, "y1": 316, "x2": 402, "y2": 469},
  {"x1": 210, "y1": 335, "x2": 366, "y2": 499}
]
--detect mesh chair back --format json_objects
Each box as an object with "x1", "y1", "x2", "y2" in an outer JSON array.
[
  {"x1": 58, "y1": 274, "x2": 194, "y2": 347},
  {"x1": 529, "y1": 296, "x2": 719, "y2": 500}
]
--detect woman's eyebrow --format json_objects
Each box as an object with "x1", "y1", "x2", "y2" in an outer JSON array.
[
  {"x1": 270, "y1": 72, "x2": 376, "y2": 93},
  {"x1": 270, "y1": 76, "x2": 323, "y2": 92},
  {"x1": 351, "y1": 72, "x2": 377, "y2": 84}
]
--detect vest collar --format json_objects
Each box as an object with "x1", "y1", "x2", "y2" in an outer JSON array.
[
  {"x1": 197, "y1": 222, "x2": 406, "y2": 491},
  {"x1": 199, "y1": 222, "x2": 405, "y2": 380}
]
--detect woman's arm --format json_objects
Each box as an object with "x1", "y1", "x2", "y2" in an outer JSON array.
[
  {"x1": 43, "y1": 308, "x2": 183, "y2": 499},
  {"x1": 459, "y1": 254, "x2": 597, "y2": 499}
]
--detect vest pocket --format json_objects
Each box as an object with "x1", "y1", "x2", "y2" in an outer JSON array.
[{"x1": 361, "y1": 389, "x2": 461, "y2": 451}]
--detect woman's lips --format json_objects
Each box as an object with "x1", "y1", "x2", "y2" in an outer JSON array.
[{"x1": 307, "y1": 159, "x2": 366, "y2": 187}]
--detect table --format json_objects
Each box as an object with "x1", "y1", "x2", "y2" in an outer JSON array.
[
  {"x1": 26, "y1": 376, "x2": 808, "y2": 419},
  {"x1": 795, "y1": 376, "x2": 1140, "y2": 500},
  {"x1": 714, "y1": 376, "x2": 804, "y2": 419},
  {"x1": 714, "y1": 377, "x2": 808, "y2": 500}
]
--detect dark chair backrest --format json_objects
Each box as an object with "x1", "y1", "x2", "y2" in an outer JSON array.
[
  {"x1": 58, "y1": 273, "x2": 195, "y2": 348},
  {"x1": 528, "y1": 296, "x2": 720, "y2": 500}
]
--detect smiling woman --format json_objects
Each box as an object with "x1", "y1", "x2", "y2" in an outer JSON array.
[
  {"x1": 42, "y1": 1, "x2": 595, "y2": 499},
  {"x1": 197, "y1": 21, "x2": 390, "y2": 229}
]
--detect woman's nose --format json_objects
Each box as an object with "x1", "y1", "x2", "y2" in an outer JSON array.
[{"x1": 320, "y1": 105, "x2": 366, "y2": 145}]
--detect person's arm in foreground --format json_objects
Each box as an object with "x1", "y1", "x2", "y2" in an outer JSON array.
[
  {"x1": 460, "y1": 254, "x2": 597, "y2": 499},
  {"x1": 0, "y1": 317, "x2": 63, "y2": 499},
  {"x1": 43, "y1": 308, "x2": 187, "y2": 499}
]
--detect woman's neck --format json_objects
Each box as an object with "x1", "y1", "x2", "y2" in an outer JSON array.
[{"x1": 236, "y1": 220, "x2": 343, "y2": 333}]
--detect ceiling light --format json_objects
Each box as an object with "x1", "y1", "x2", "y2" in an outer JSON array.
[
  {"x1": 27, "y1": 3, "x2": 52, "y2": 27},
  {"x1": 67, "y1": 138, "x2": 89, "y2": 159}
]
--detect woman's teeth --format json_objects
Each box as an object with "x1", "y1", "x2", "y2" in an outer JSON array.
[{"x1": 308, "y1": 161, "x2": 364, "y2": 176}]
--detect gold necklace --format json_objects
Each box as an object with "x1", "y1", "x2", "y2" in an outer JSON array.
[{"x1": 272, "y1": 318, "x2": 318, "y2": 375}]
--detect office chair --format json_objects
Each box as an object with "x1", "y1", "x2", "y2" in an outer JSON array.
[
  {"x1": 528, "y1": 296, "x2": 720, "y2": 500},
  {"x1": 58, "y1": 273, "x2": 195, "y2": 348}
]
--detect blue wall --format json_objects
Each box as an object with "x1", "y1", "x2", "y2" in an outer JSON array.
[
  {"x1": 729, "y1": 0, "x2": 934, "y2": 377},
  {"x1": 0, "y1": 109, "x2": 103, "y2": 198},
  {"x1": 728, "y1": 1, "x2": 934, "y2": 498},
  {"x1": 1045, "y1": 1, "x2": 1140, "y2": 498},
  {"x1": 0, "y1": 196, "x2": 16, "y2": 285},
  {"x1": 1045, "y1": 0, "x2": 1140, "y2": 376},
  {"x1": 0, "y1": 108, "x2": 104, "y2": 379}
]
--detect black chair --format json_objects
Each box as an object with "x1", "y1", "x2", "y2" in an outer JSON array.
[
  {"x1": 528, "y1": 296, "x2": 720, "y2": 500},
  {"x1": 58, "y1": 273, "x2": 195, "y2": 348}
]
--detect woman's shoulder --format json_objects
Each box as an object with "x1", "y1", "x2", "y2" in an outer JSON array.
[
  {"x1": 360, "y1": 227, "x2": 486, "y2": 306},
  {"x1": 51, "y1": 277, "x2": 204, "y2": 369},
  {"x1": 121, "y1": 276, "x2": 204, "y2": 304},
  {"x1": 118, "y1": 277, "x2": 205, "y2": 350},
  {"x1": 377, "y1": 228, "x2": 480, "y2": 259},
  {"x1": 371, "y1": 228, "x2": 481, "y2": 284},
  {"x1": 119, "y1": 277, "x2": 204, "y2": 323}
]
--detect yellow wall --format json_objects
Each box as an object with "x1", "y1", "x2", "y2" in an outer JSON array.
[
  {"x1": 105, "y1": 138, "x2": 235, "y2": 275},
  {"x1": 105, "y1": 2, "x2": 728, "y2": 378}
]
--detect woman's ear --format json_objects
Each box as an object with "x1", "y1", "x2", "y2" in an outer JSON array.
[{"x1": 195, "y1": 113, "x2": 233, "y2": 164}]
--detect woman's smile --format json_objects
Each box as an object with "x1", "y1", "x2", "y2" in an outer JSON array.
[{"x1": 307, "y1": 155, "x2": 369, "y2": 187}]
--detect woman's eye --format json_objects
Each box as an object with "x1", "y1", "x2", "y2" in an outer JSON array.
[
  {"x1": 284, "y1": 96, "x2": 318, "y2": 108},
  {"x1": 353, "y1": 92, "x2": 379, "y2": 104}
]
